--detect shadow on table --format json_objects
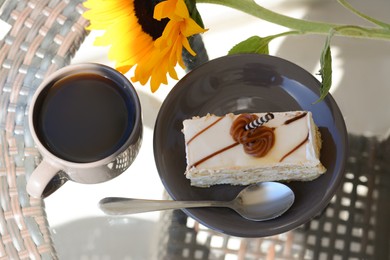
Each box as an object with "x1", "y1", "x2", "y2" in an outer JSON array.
[{"x1": 51, "y1": 217, "x2": 160, "y2": 259}]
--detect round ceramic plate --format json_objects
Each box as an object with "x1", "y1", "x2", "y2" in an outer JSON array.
[{"x1": 153, "y1": 54, "x2": 348, "y2": 237}]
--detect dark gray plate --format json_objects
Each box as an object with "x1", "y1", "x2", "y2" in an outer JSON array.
[{"x1": 153, "y1": 54, "x2": 348, "y2": 237}]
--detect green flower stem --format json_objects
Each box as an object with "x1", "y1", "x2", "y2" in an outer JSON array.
[
  {"x1": 338, "y1": 0, "x2": 390, "y2": 29},
  {"x1": 196, "y1": 0, "x2": 390, "y2": 40}
]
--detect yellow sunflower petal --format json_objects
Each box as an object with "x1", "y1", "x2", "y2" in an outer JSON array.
[
  {"x1": 154, "y1": 0, "x2": 178, "y2": 20},
  {"x1": 181, "y1": 35, "x2": 196, "y2": 56},
  {"x1": 84, "y1": 0, "x2": 207, "y2": 92},
  {"x1": 181, "y1": 18, "x2": 208, "y2": 37},
  {"x1": 116, "y1": 65, "x2": 133, "y2": 74},
  {"x1": 174, "y1": 0, "x2": 190, "y2": 19},
  {"x1": 84, "y1": 0, "x2": 134, "y2": 29}
]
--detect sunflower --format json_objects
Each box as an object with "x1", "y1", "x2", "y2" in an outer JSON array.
[{"x1": 83, "y1": 0, "x2": 207, "y2": 92}]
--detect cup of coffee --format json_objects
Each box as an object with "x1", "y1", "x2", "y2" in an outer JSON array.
[{"x1": 26, "y1": 63, "x2": 142, "y2": 198}]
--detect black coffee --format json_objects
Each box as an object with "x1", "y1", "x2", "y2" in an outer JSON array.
[{"x1": 33, "y1": 73, "x2": 135, "y2": 163}]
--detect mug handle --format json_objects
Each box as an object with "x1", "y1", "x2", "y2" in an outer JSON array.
[{"x1": 27, "y1": 158, "x2": 62, "y2": 198}]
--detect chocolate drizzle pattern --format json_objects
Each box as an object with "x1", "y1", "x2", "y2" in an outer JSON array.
[
  {"x1": 279, "y1": 112, "x2": 309, "y2": 161},
  {"x1": 279, "y1": 132, "x2": 309, "y2": 162},
  {"x1": 192, "y1": 142, "x2": 239, "y2": 168},
  {"x1": 284, "y1": 112, "x2": 307, "y2": 125},
  {"x1": 230, "y1": 114, "x2": 275, "y2": 157},
  {"x1": 187, "y1": 117, "x2": 223, "y2": 145},
  {"x1": 187, "y1": 112, "x2": 311, "y2": 168}
]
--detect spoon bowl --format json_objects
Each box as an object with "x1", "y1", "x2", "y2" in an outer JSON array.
[
  {"x1": 99, "y1": 182, "x2": 295, "y2": 221},
  {"x1": 232, "y1": 182, "x2": 295, "y2": 220}
]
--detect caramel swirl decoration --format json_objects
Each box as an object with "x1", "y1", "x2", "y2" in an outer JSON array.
[{"x1": 230, "y1": 114, "x2": 275, "y2": 157}]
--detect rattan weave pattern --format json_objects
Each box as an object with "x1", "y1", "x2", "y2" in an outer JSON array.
[{"x1": 0, "y1": 0, "x2": 88, "y2": 259}]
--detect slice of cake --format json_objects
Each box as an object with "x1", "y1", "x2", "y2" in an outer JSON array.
[{"x1": 182, "y1": 111, "x2": 326, "y2": 187}]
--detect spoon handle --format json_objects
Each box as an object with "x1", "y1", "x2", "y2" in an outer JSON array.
[{"x1": 99, "y1": 197, "x2": 229, "y2": 215}]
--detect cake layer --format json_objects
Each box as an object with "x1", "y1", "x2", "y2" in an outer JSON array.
[{"x1": 182, "y1": 111, "x2": 326, "y2": 187}]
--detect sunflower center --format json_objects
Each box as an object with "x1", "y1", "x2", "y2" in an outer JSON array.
[{"x1": 134, "y1": 0, "x2": 169, "y2": 40}]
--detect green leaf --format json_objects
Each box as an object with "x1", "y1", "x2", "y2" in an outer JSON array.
[
  {"x1": 228, "y1": 31, "x2": 301, "y2": 56},
  {"x1": 316, "y1": 30, "x2": 335, "y2": 103},
  {"x1": 318, "y1": 47, "x2": 332, "y2": 101},
  {"x1": 228, "y1": 36, "x2": 270, "y2": 55},
  {"x1": 185, "y1": 0, "x2": 205, "y2": 28}
]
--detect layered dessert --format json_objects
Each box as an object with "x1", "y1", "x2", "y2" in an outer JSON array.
[{"x1": 182, "y1": 111, "x2": 326, "y2": 187}]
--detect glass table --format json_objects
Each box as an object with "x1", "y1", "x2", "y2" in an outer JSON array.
[{"x1": 1, "y1": 0, "x2": 389, "y2": 259}]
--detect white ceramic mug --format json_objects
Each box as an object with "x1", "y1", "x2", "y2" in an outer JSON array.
[{"x1": 26, "y1": 63, "x2": 142, "y2": 198}]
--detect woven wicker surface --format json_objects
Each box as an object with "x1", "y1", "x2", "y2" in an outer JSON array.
[
  {"x1": 1, "y1": 1, "x2": 390, "y2": 260},
  {"x1": 0, "y1": 0, "x2": 88, "y2": 259}
]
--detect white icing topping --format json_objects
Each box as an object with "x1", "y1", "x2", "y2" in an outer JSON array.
[{"x1": 182, "y1": 111, "x2": 322, "y2": 170}]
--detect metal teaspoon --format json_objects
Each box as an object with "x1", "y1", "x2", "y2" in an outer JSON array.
[{"x1": 99, "y1": 182, "x2": 295, "y2": 221}]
